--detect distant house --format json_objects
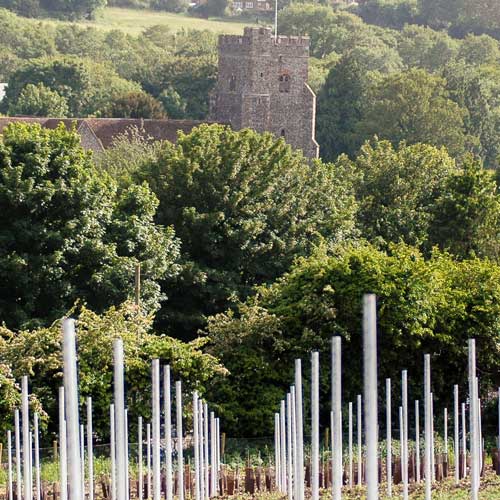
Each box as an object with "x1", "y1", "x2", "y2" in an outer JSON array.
[
  {"x1": 232, "y1": 0, "x2": 272, "y2": 12},
  {"x1": 0, "y1": 117, "x2": 209, "y2": 155}
]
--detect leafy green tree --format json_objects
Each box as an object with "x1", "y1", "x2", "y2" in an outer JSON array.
[
  {"x1": 358, "y1": 68, "x2": 467, "y2": 157},
  {"x1": 316, "y1": 55, "x2": 372, "y2": 161},
  {"x1": 158, "y1": 85, "x2": 187, "y2": 119},
  {"x1": 206, "y1": 243, "x2": 500, "y2": 435},
  {"x1": 0, "y1": 302, "x2": 226, "y2": 439},
  {"x1": 429, "y1": 157, "x2": 500, "y2": 259},
  {"x1": 8, "y1": 82, "x2": 69, "y2": 116},
  {"x1": 457, "y1": 34, "x2": 500, "y2": 66},
  {"x1": 138, "y1": 124, "x2": 359, "y2": 338},
  {"x1": 0, "y1": 122, "x2": 181, "y2": 329},
  {"x1": 106, "y1": 90, "x2": 166, "y2": 119},
  {"x1": 352, "y1": 139, "x2": 458, "y2": 247},
  {"x1": 3, "y1": 56, "x2": 140, "y2": 117}
]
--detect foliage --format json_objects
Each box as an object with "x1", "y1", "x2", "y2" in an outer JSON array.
[
  {"x1": 0, "y1": 301, "x2": 226, "y2": 438},
  {"x1": 352, "y1": 139, "x2": 458, "y2": 247},
  {"x1": 137, "y1": 124, "x2": 359, "y2": 338},
  {"x1": 106, "y1": 90, "x2": 167, "y2": 119},
  {"x1": 3, "y1": 56, "x2": 140, "y2": 117},
  {"x1": 7, "y1": 82, "x2": 69, "y2": 117},
  {"x1": 429, "y1": 157, "x2": 500, "y2": 259},
  {"x1": 0, "y1": 122, "x2": 181, "y2": 329},
  {"x1": 358, "y1": 69, "x2": 467, "y2": 158},
  {"x1": 206, "y1": 243, "x2": 500, "y2": 435}
]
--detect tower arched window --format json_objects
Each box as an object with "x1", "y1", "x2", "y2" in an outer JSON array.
[
  {"x1": 229, "y1": 74, "x2": 236, "y2": 91},
  {"x1": 280, "y1": 129, "x2": 286, "y2": 138},
  {"x1": 279, "y1": 73, "x2": 291, "y2": 93}
]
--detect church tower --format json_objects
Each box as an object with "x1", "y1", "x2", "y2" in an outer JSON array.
[{"x1": 209, "y1": 27, "x2": 319, "y2": 159}]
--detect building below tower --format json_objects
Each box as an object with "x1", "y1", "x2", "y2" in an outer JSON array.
[{"x1": 209, "y1": 26, "x2": 319, "y2": 159}]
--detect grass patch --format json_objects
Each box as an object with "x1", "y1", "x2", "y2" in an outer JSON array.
[{"x1": 27, "y1": 7, "x2": 258, "y2": 35}]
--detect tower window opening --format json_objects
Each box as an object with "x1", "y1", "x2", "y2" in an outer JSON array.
[
  {"x1": 279, "y1": 73, "x2": 291, "y2": 93},
  {"x1": 280, "y1": 129, "x2": 286, "y2": 137},
  {"x1": 229, "y1": 74, "x2": 236, "y2": 91}
]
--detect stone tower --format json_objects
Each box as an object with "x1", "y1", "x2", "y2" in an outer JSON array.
[{"x1": 209, "y1": 27, "x2": 319, "y2": 158}]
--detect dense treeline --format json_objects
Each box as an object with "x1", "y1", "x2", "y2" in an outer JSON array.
[
  {"x1": 0, "y1": 9, "x2": 217, "y2": 119},
  {"x1": 1, "y1": 4, "x2": 500, "y2": 166}
]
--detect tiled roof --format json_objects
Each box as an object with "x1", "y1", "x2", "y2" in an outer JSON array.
[{"x1": 0, "y1": 117, "x2": 210, "y2": 151}]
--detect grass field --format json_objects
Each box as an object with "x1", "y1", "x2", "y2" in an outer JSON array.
[{"x1": 34, "y1": 7, "x2": 257, "y2": 35}]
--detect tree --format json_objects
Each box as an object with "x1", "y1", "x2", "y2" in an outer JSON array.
[
  {"x1": 138, "y1": 124, "x2": 359, "y2": 338},
  {"x1": 358, "y1": 68, "x2": 468, "y2": 157},
  {"x1": 316, "y1": 55, "x2": 372, "y2": 161},
  {"x1": 457, "y1": 34, "x2": 500, "y2": 66},
  {"x1": 107, "y1": 91, "x2": 166, "y2": 119},
  {"x1": 206, "y1": 243, "x2": 500, "y2": 435},
  {"x1": 429, "y1": 157, "x2": 500, "y2": 259},
  {"x1": 8, "y1": 82, "x2": 69, "y2": 117},
  {"x1": 352, "y1": 139, "x2": 458, "y2": 247},
  {"x1": 0, "y1": 122, "x2": 181, "y2": 329},
  {"x1": 3, "y1": 56, "x2": 140, "y2": 117},
  {"x1": 0, "y1": 302, "x2": 226, "y2": 438}
]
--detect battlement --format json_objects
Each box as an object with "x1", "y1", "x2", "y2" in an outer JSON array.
[{"x1": 219, "y1": 27, "x2": 310, "y2": 48}]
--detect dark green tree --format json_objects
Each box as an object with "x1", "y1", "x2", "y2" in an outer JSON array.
[
  {"x1": 138, "y1": 124, "x2": 359, "y2": 338},
  {"x1": 429, "y1": 157, "x2": 500, "y2": 259},
  {"x1": 0, "y1": 122, "x2": 181, "y2": 329},
  {"x1": 106, "y1": 91, "x2": 166, "y2": 119},
  {"x1": 8, "y1": 82, "x2": 69, "y2": 116}
]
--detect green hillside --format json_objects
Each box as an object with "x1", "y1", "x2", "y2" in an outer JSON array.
[{"x1": 39, "y1": 7, "x2": 255, "y2": 35}]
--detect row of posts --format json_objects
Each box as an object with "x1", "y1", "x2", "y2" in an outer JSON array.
[
  {"x1": 273, "y1": 295, "x2": 488, "y2": 500},
  {"x1": 5, "y1": 320, "x2": 222, "y2": 500}
]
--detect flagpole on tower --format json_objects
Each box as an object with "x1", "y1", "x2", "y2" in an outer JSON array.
[{"x1": 274, "y1": 0, "x2": 278, "y2": 39}]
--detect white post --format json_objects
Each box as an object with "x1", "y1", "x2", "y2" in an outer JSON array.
[
  {"x1": 164, "y1": 366, "x2": 173, "y2": 500},
  {"x1": 331, "y1": 338, "x2": 342, "y2": 500},
  {"x1": 280, "y1": 400, "x2": 287, "y2": 493},
  {"x1": 478, "y1": 398, "x2": 483, "y2": 476},
  {"x1": 461, "y1": 402, "x2": 466, "y2": 478},
  {"x1": 29, "y1": 431, "x2": 33, "y2": 499},
  {"x1": 22, "y1": 376, "x2": 32, "y2": 500},
  {"x1": 176, "y1": 381, "x2": 184, "y2": 500},
  {"x1": 286, "y1": 392, "x2": 293, "y2": 500},
  {"x1": 62, "y1": 318, "x2": 82, "y2": 500},
  {"x1": 59, "y1": 389, "x2": 67, "y2": 500},
  {"x1": 424, "y1": 354, "x2": 431, "y2": 500},
  {"x1": 216, "y1": 417, "x2": 221, "y2": 471},
  {"x1": 363, "y1": 294, "x2": 378, "y2": 500},
  {"x1": 193, "y1": 392, "x2": 200, "y2": 500},
  {"x1": 210, "y1": 411, "x2": 216, "y2": 497},
  {"x1": 87, "y1": 398, "x2": 94, "y2": 500},
  {"x1": 454, "y1": 386, "x2": 459, "y2": 485},
  {"x1": 430, "y1": 393, "x2": 435, "y2": 482},
  {"x1": 357, "y1": 394, "x2": 362, "y2": 486},
  {"x1": 203, "y1": 402, "x2": 209, "y2": 500},
  {"x1": 152, "y1": 359, "x2": 161, "y2": 500},
  {"x1": 311, "y1": 351, "x2": 319, "y2": 500},
  {"x1": 125, "y1": 409, "x2": 129, "y2": 500},
  {"x1": 146, "y1": 422, "x2": 151, "y2": 500},
  {"x1": 34, "y1": 413, "x2": 41, "y2": 500},
  {"x1": 15, "y1": 409, "x2": 21, "y2": 500},
  {"x1": 138, "y1": 416, "x2": 143, "y2": 500},
  {"x1": 198, "y1": 399, "x2": 205, "y2": 500},
  {"x1": 415, "y1": 400, "x2": 420, "y2": 483},
  {"x1": 444, "y1": 408, "x2": 448, "y2": 468},
  {"x1": 80, "y1": 424, "x2": 85, "y2": 498},
  {"x1": 291, "y1": 386, "x2": 297, "y2": 500},
  {"x1": 8, "y1": 429, "x2": 13, "y2": 500},
  {"x1": 399, "y1": 406, "x2": 404, "y2": 485},
  {"x1": 468, "y1": 339, "x2": 479, "y2": 500},
  {"x1": 295, "y1": 359, "x2": 305, "y2": 500},
  {"x1": 386, "y1": 379, "x2": 392, "y2": 497},
  {"x1": 274, "y1": 413, "x2": 280, "y2": 491},
  {"x1": 402, "y1": 370, "x2": 408, "y2": 500},
  {"x1": 114, "y1": 339, "x2": 127, "y2": 500},
  {"x1": 348, "y1": 402, "x2": 353, "y2": 489},
  {"x1": 110, "y1": 405, "x2": 116, "y2": 500}
]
